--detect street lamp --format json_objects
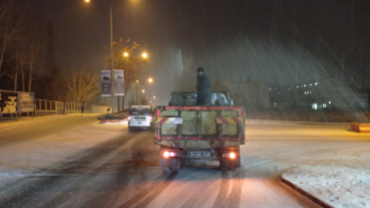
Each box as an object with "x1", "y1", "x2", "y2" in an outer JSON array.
[
  {"x1": 84, "y1": 0, "x2": 127, "y2": 114},
  {"x1": 142, "y1": 52, "x2": 148, "y2": 59},
  {"x1": 123, "y1": 52, "x2": 129, "y2": 57},
  {"x1": 148, "y1": 77, "x2": 153, "y2": 83},
  {"x1": 141, "y1": 89, "x2": 145, "y2": 93}
]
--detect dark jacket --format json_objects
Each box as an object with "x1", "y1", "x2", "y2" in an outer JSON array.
[{"x1": 196, "y1": 74, "x2": 212, "y2": 105}]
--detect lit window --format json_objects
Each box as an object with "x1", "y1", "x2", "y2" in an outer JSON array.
[
  {"x1": 304, "y1": 84, "x2": 306, "y2": 87},
  {"x1": 323, "y1": 103, "x2": 327, "y2": 108}
]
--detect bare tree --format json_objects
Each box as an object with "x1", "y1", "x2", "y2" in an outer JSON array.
[
  {"x1": 26, "y1": 23, "x2": 43, "y2": 92},
  {"x1": 0, "y1": 0, "x2": 23, "y2": 76},
  {"x1": 106, "y1": 38, "x2": 148, "y2": 110},
  {"x1": 66, "y1": 67, "x2": 100, "y2": 103}
]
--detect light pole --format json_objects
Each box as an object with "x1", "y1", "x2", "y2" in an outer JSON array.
[{"x1": 85, "y1": 0, "x2": 126, "y2": 114}]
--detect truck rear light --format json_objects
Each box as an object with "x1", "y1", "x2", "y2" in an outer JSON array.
[
  {"x1": 229, "y1": 152, "x2": 236, "y2": 159},
  {"x1": 223, "y1": 152, "x2": 237, "y2": 159},
  {"x1": 162, "y1": 151, "x2": 176, "y2": 158}
]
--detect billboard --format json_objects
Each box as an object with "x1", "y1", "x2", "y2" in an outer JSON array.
[
  {"x1": 114, "y1": 70, "x2": 124, "y2": 96},
  {"x1": 0, "y1": 91, "x2": 18, "y2": 114},
  {"x1": 18, "y1": 92, "x2": 35, "y2": 112},
  {"x1": 101, "y1": 70, "x2": 111, "y2": 97}
]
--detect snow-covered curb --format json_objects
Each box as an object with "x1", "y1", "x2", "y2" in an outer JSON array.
[
  {"x1": 0, "y1": 114, "x2": 100, "y2": 130},
  {"x1": 282, "y1": 165, "x2": 370, "y2": 208},
  {"x1": 99, "y1": 119, "x2": 127, "y2": 125}
]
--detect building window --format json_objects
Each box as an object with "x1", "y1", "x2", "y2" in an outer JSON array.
[
  {"x1": 312, "y1": 103, "x2": 317, "y2": 110},
  {"x1": 323, "y1": 103, "x2": 327, "y2": 108},
  {"x1": 304, "y1": 84, "x2": 306, "y2": 87}
]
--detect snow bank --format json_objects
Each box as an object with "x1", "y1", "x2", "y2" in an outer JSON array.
[{"x1": 282, "y1": 152, "x2": 370, "y2": 208}]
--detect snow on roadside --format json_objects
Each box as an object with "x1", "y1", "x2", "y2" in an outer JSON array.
[
  {"x1": 0, "y1": 122, "x2": 126, "y2": 186},
  {"x1": 282, "y1": 151, "x2": 370, "y2": 208},
  {"x1": 0, "y1": 113, "x2": 100, "y2": 130}
]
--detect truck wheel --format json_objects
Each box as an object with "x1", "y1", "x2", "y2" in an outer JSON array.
[
  {"x1": 220, "y1": 159, "x2": 237, "y2": 171},
  {"x1": 170, "y1": 158, "x2": 181, "y2": 171},
  {"x1": 220, "y1": 160, "x2": 229, "y2": 171},
  {"x1": 236, "y1": 156, "x2": 241, "y2": 168}
]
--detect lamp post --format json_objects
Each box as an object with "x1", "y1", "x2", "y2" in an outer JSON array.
[{"x1": 85, "y1": 0, "x2": 126, "y2": 114}]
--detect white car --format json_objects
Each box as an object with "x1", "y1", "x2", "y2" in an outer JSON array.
[{"x1": 128, "y1": 105, "x2": 153, "y2": 131}]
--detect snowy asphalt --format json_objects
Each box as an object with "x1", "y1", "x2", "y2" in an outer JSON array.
[{"x1": 0, "y1": 116, "x2": 368, "y2": 208}]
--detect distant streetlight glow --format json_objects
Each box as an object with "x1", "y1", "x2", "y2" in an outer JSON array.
[
  {"x1": 85, "y1": 0, "x2": 90, "y2": 2},
  {"x1": 142, "y1": 52, "x2": 148, "y2": 59},
  {"x1": 153, "y1": 95, "x2": 156, "y2": 99},
  {"x1": 148, "y1": 77, "x2": 153, "y2": 83},
  {"x1": 136, "y1": 80, "x2": 139, "y2": 83},
  {"x1": 141, "y1": 89, "x2": 145, "y2": 93},
  {"x1": 123, "y1": 52, "x2": 129, "y2": 57}
]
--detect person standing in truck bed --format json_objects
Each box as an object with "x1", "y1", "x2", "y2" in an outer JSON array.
[{"x1": 196, "y1": 67, "x2": 212, "y2": 106}]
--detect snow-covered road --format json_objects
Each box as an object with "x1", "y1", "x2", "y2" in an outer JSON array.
[{"x1": 0, "y1": 118, "x2": 368, "y2": 208}]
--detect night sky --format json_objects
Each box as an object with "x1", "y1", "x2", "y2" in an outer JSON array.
[{"x1": 29, "y1": 0, "x2": 370, "y2": 102}]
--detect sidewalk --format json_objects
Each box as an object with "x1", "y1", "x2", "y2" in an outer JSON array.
[
  {"x1": 0, "y1": 114, "x2": 100, "y2": 131},
  {"x1": 281, "y1": 150, "x2": 370, "y2": 208}
]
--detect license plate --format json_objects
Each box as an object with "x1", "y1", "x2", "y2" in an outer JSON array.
[{"x1": 187, "y1": 151, "x2": 211, "y2": 157}]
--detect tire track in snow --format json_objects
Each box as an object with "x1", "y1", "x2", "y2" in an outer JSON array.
[
  {"x1": 212, "y1": 171, "x2": 230, "y2": 208},
  {"x1": 118, "y1": 171, "x2": 178, "y2": 208},
  {"x1": 225, "y1": 169, "x2": 245, "y2": 208},
  {"x1": 0, "y1": 132, "x2": 136, "y2": 208}
]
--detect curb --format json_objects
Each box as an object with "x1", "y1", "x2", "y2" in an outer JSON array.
[
  {"x1": 280, "y1": 176, "x2": 334, "y2": 208},
  {"x1": 100, "y1": 119, "x2": 126, "y2": 124},
  {"x1": 351, "y1": 123, "x2": 370, "y2": 133}
]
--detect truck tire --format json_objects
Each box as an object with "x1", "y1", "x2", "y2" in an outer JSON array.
[
  {"x1": 220, "y1": 159, "x2": 237, "y2": 171},
  {"x1": 170, "y1": 158, "x2": 181, "y2": 171},
  {"x1": 220, "y1": 160, "x2": 229, "y2": 171}
]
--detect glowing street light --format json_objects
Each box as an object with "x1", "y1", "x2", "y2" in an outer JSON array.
[
  {"x1": 123, "y1": 52, "x2": 129, "y2": 57},
  {"x1": 153, "y1": 95, "x2": 156, "y2": 99},
  {"x1": 141, "y1": 89, "x2": 145, "y2": 93},
  {"x1": 142, "y1": 52, "x2": 148, "y2": 59},
  {"x1": 136, "y1": 80, "x2": 139, "y2": 83},
  {"x1": 148, "y1": 77, "x2": 153, "y2": 83},
  {"x1": 85, "y1": 0, "x2": 90, "y2": 2}
]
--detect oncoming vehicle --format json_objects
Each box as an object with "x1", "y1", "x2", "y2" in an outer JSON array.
[{"x1": 128, "y1": 105, "x2": 153, "y2": 131}]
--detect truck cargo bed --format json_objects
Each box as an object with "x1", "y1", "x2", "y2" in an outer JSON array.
[{"x1": 155, "y1": 106, "x2": 245, "y2": 149}]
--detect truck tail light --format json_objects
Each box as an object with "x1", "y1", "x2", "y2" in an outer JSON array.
[
  {"x1": 229, "y1": 152, "x2": 236, "y2": 159},
  {"x1": 163, "y1": 151, "x2": 176, "y2": 158}
]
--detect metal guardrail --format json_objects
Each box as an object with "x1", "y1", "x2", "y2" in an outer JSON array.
[{"x1": 35, "y1": 99, "x2": 91, "y2": 115}]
